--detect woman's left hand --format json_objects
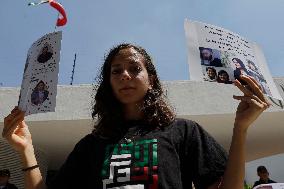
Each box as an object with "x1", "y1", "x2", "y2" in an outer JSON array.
[{"x1": 233, "y1": 75, "x2": 270, "y2": 131}]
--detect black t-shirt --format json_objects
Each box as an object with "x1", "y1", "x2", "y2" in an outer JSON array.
[
  {"x1": 48, "y1": 118, "x2": 227, "y2": 189},
  {"x1": 210, "y1": 58, "x2": 223, "y2": 67}
]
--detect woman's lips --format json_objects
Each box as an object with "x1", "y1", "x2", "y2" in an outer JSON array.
[{"x1": 119, "y1": 87, "x2": 135, "y2": 93}]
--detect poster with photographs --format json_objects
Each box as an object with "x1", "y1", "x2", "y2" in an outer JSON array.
[
  {"x1": 253, "y1": 183, "x2": 284, "y2": 189},
  {"x1": 18, "y1": 31, "x2": 62, "y2": 116},
  {"x1": 184, "y1": 19, "x2": 283, "y2": 101}
]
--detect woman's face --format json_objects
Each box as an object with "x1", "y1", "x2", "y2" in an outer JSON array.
[
  {"x1": 258, "y1": 171, "x2": 269, "y2": 180},
  {"x1": 201, "y1": 49, "x2": 212, "y2": 60},
  {"x1": 219, "y1": 72, "x2": 228, "y2": 82},
  {"x1": 207, "y1": 68, "x2": 216, "y2": 79},
  {"x1": 37, "y1": 83, "x2": 45, "y2": 91},
  {"x1": 110, "y1": 47, "x2": 151, "y2": 105},
  {"x1": 248, "y1": 63, "x2": 256, "y2": 71},
  {"x1": 232, "y1": 59, "x2": 241, "y2": 69}
]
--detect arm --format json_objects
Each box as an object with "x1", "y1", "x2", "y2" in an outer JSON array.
[
  {"x1": 218, "y1": 125, "x2": 247, "y2": 189},
  {"x1": 218, "y1": 75, "x2": 270, "y2": 189},
  {"x1": 2, "y1": 108, "x2": 46, "y2": 189}
]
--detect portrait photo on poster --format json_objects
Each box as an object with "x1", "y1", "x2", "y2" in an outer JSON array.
[
  {"x1": 37, "y1": 43, "x2": 53, "y2": 63},
  {"x1": 199, "y1": 47, "x2": 223, "y2": 67},
  {"x1": 31, "y1": 80, "x2": 49, "y2": 106},
  {"x1": 199, "y1": 46, "x2": 272, "y2": 96}
]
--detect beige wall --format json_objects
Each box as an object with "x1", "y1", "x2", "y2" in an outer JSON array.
[{"x1": 1, "y1": 79, "x2": 284, "y2": 183}]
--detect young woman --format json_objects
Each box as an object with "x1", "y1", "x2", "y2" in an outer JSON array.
[
  {"x1": 217, "y1": 70, "x2": 233, "y2": 84},
  {"x1": 232, "y1": 58, "x2": 248, "y2": 79},
  {"x1": 3, "y1": 44, "x2": 270, "y2": 189}
]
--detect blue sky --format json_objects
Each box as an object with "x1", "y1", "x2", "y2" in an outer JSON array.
[{"x1": 1, "y1": 0, "x2": 284, "y2": 87}]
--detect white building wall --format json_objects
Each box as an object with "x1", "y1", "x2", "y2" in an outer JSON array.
[{"x1": 1, "y1": 78, "x2": 284, "y2": 186}]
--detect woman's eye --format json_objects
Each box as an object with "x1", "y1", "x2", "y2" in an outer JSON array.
[
  {"x1": 129, "y1": 66, "x2": 142, "y2": 74},
  {"x1": 111, "y1": 69, "x2": 122, "y2": 74}
]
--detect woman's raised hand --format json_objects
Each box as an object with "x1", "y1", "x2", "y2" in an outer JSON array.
[
  {"x1": 2, "y1": 107, "x2": 33, "y2": 153},
  {"x1": 233, "y1": 75, "x2": 270, "y2": 131}
]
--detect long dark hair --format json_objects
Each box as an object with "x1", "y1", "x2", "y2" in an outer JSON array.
[
  {"x1": 232, "y1": 58, "x2": 247, "y2": 71},
  {"x1": 92, "y1": 43, "x2": 175, "y2": 138},
  {"x1": 217, "y1": 70, "x2": 229, "y2": 83}
]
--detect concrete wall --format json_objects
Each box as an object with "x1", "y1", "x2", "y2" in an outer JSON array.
[
  {"x1": 1, "y1": 78, "x2": 284, "y2": 122},
  {"x1": 1, "y1": 78, "x2": 284, "y2": 185}
]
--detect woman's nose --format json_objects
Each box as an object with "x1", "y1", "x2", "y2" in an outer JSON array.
[{"x1": 121, "y1": 70, "x2": 131, "y2": 81}]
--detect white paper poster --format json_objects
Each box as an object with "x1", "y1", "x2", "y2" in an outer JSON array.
[
  {"x1": 253, "y1": 183, "x2": 284, "y2": 189},
  {"x1": 184, "y1": 19, "x2": 282, "y2": 101},
  {"x1": 18, "y1": 31, "x2": 62, "y2": 115}
]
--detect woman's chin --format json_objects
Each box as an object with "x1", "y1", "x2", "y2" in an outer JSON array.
[{"x1": 118, "y1": 98, "x2": 143, "y2": 106}]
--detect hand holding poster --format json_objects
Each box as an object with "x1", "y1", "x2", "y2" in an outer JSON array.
[
  {"x1": 184, "y1": 19, "x2": 283, "y2": 101},
  {"x1": 18, "y1": 31, "x2": 62, "y2": 116}
]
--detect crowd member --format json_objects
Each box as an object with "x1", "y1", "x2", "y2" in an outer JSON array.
[
  {"x1": 0, "y1": 169, "x2": 18, "y2": 189},
  {"x1": 253, "y1": 166, "x2": 276, "y2": 187}
]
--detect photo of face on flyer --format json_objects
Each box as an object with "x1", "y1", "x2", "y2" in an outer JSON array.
[
  {"x1": 200, "y1": 47, "x2": 234, "y2": 84},
  {"x1": 37, "y1": 43, "x2": 53, "y2": 63},
  {"x1": 246, "y1": 59, "x2": 272, "y2": 96},
  {"x1": 199, "y1": 47, "x2": 223, "y2": 67},
  {"x1": 31, "y1": 81, "x2": 49, "y2": 105},
  {"x1": 199, "y1": 47, "x2": 272, "y2": 96}
]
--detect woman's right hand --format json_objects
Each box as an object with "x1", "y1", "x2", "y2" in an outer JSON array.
[
  {"x1": 2, "y1": 107, "x2": 33, "y2": 154},
  {"x1": 3, "y1": 107, "x2": 45, "y2": 189}
]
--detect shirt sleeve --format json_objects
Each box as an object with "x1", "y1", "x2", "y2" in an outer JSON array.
[
  {"x1": 185, "y1": 120, "x2": 228, "y2": 189},
  {"x1": 47, "y1": 135, "x2": 92, "y2": 189}
]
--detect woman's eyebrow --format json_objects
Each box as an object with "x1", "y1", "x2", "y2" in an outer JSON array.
[
  {"x1": 129, "y1": 59, "x2": 140, "y2": 65},
  {"x1": 111, "y1": 60, "x2": 140, "y2": 68},
  {"x1": 111, "y1": 64, "x2": 121, "y2": 68}
]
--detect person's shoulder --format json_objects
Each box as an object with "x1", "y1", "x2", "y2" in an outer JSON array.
[
  {"x1": 171, "y1": 118, "x2": 198, "y2": 126},
  {"x1": 171, "y1": 118, "x2": 223, "y2": 145},
  {"x1": 162, "y1": 118, "x2": 202, "y2": 146},
  {"x1": 212, "y1": 58, "x2": 222, "y2": 66},
  {"x1": 68, "y1": 133, "x2": 106, "y2": 157},
  {"x1": 169, "y1": 118, "x2": 202, "y2": 133},
  {"x1": 214, "y1": 57, "x2": 221, "y2": 61},
  {"x1": 73, "y1": 133, "x2": 98, "y2": 149},
  {"x1": 78, "y1": 133, "x2": 113, "y2": 146},
  {"x1": 78, "y1": 133, "x2": 98, "y2": 143}
]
